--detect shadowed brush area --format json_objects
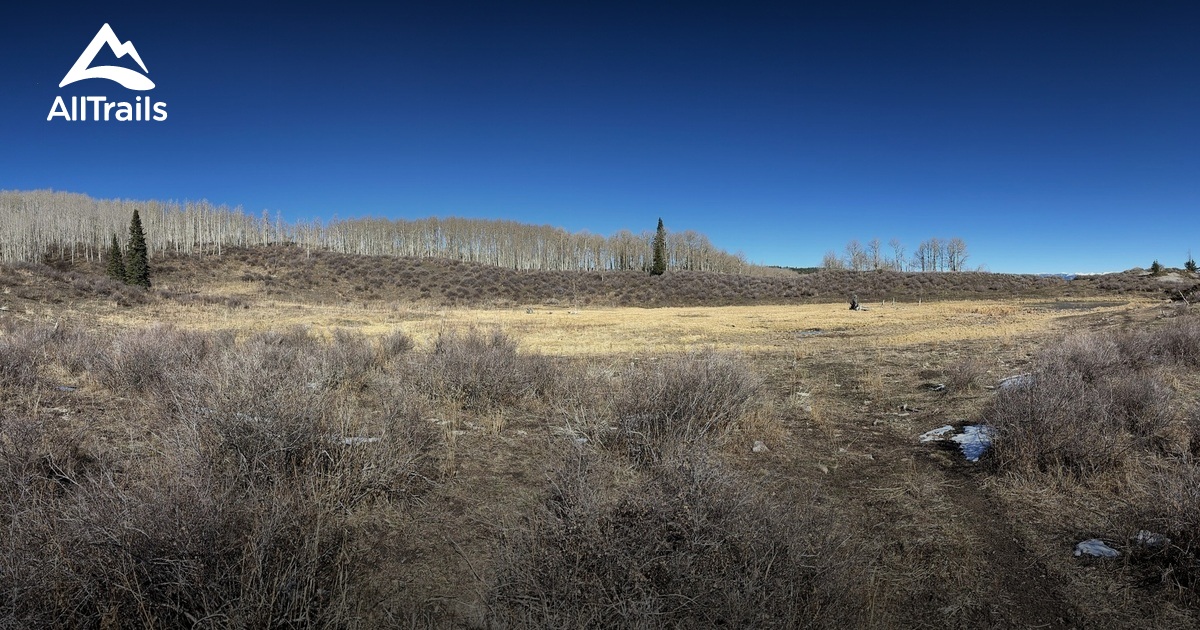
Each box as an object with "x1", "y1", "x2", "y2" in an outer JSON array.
[
  {"x1": 486, "y1": 448, "x2": 864, "y2": 629},
  {"x1": 0, "y1": 319, "x2": 869, "y2": 628},
  {"x1": 0, "y1": 323, "x2": 443, "y2": 627}
]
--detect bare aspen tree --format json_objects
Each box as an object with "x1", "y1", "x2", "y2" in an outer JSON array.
[
  {"x1": 822, "y1": 250, "x2": 846, "y2": 270},
  {"x1": 844, "y1": 240, "x2": 868, "y2": 271},
  {"x1": 946, "y1": 237, "x2": 969, "y2": 271},
  {"x1": 888, "y1": 238, "x2": 905, "y2": 271},
  {"x1": 867, "y1": 238, "x2": 883, "y2": 270}
]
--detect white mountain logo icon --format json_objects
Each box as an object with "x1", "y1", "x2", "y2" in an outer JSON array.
[{"x1": 59, "y1": 23, "x2": 154, "y2": 91}]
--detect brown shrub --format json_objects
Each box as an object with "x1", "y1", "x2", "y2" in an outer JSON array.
[
  {"x1": 0, "y1": 325, "x2": 437, "y2": 628},
  {"x1": 96, "y1": 324, "x2": 213, "y2": 394},
  {"x1": 486, "y1": 448, "x2": 863, "y2": 628},
  {"x1": 611, "y1": 350, "x2": 761, "y2": 466},
  {"x1": 984, "y1": 331, "x2": 1184, "y2": 477},
  {"x1": 0, "y1": 329, "x2": 44, "y2": 392},
  {"x1": 420, "y1": 328, "x2": 554, "y2": 412},
  {"x1": 945, "y1": 356, "x2": 989, "y2": 393}
]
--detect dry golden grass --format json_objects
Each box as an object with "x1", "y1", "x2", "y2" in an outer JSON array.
[{"x1": 81, "y1": 295, "x2": 1152, "y2": 356}]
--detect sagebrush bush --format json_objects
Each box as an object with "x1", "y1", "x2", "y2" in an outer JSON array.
[
  {"x1": 377, "y1": 329, "x2": 414, "y2": 363},
  {"x1": 0, "y1": 323, "x2": 439, "y2": 628},
  {"x1": 1153, "y1": 316, "x2": 1200, "y2": 366},
  {"x1": 611, "y1": 350, "x2": 761, "y2": 465},
  {"x1": 986, "y1": 368, "x2": 1132, "y2": 475},
  {"x1": 96, "y1": 324, "x2": 213, "y2": 394},
  {"x1": 1125, "y1": 462, "x2": 1200, "y2": 593},
  {"x1": 0, "y1": 329, "x2": 43, "y2": 391},
  {"x1": 487, "y1": 448, "x2": 862, "y2": 629},
  {"x1": 986, "y1": 326, "x2": 1188, "y2": 476},
  {"x1": 421, "y1": 328, "x2": 553, "y2": 411}
]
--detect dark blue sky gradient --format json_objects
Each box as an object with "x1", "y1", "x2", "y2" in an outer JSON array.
[{"x1": 3, "y1": 1, "x2": 1197, "y2": 272}]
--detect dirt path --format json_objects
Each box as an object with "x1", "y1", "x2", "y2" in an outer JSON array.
[
  {"x1": 755, "y1": 339, "x2": 1083, "y2": 628},
  {"x1": 830, "y1": 414, "x2": 1079, "y2": 628},
  {"x1": 933, "y1": 452, "x2": 1079, "y2": 628}
]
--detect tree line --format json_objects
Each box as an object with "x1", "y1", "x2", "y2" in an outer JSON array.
[
  {"x1": 822, "y1": 237, "x2": 972, "y2": 272},
  {"x1": 0, "y1": 189, "x2": 779, "y2": 276}
]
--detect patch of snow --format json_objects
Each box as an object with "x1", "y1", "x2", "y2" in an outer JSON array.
[
  {"x1": 999, "y1": 373, "x2": 1032, "y2": 390},
  {"x1": 1074, "y1": 539, "x2": 1120, "y2": 558},
  {"x1": 951, "y1": 425, "x2": 992, "y2": 462},
  {"x1": 919, "y1": 426, "x2": 955, "y2": 442},
  {"x1": 1134, "y1": 530, "x2": 1170, "y2": 549},
  {"x1": 919, "y1": 424, "x2": 993, "y2": 462}
]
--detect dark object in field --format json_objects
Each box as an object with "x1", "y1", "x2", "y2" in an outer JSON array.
[{"x1": 849, "y1": 294, "x2": 867, "y2": 311}]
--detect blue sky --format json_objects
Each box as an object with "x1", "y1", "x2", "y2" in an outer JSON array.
[{"x1": 2, "y1": 1, "x2": 1197, "y2": 273}]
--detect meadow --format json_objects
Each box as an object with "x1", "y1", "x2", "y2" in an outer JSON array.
[{"x1": 2, "y1": 253, "x2": 1199, "y2": 628}]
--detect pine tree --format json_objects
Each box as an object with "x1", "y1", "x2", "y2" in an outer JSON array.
[
  {"x1": 650, "y1": 218, "x2": 667, "y2": 276},
  {"x1": 125, "y1": 209, "x2": 151, "y2": 287},
  {"x1": 1150, "y1": 260, "x2": 1164, "y2": 276},
  {"x1": 105, "y1": 234, "x2": 125, "y2": 281},
  {"x1": 1186, "y1": 251, "x2": 1197, "y2": 273}
]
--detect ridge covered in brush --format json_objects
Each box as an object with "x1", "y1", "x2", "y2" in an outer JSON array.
[{"x1": 16, "y1": 245, "x2": 1186, "y2": 310}]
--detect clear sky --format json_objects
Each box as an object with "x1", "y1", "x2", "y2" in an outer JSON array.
[{"x1": 2, "y1": 1, "x2": 1197, "y2": 273}]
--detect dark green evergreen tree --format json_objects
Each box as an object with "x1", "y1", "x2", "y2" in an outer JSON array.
[
  {"x1": 1150, "y1": 260, "x2": 1164, "y2": 276},
  {"x1": 1186, "y1": 251, "x2": 1197, "y2": 273},
  {"x1": 650, "y1": 218, "x2": 667, "y2": 276},
  {"x1": 105, "y1": 234, "x2": 125, "y2": 281},
  {"x1": 125, "y1": 209, "x2": 151, "y2": 287}
]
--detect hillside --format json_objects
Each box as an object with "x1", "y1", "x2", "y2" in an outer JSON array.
[{"x1": 10, "y1": 244, "x2": 1195, "y2": 311}]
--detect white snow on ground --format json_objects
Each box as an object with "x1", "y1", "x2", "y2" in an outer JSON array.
[
  {"x1": 999, "y1": 373, "x2": 1032, "y2": 390},
  {"x1": 1074, "y1": 539, "x2": 1120, "y2": 558},
  {"x1": 919, "y1": 425, "x2": 955, "y2": 442},
  {"x1": 919, "y1": 424, "x2": 993, "y2": 462},
  {"x1": 950, "y1": 425, "x2": 992, "y2": 462}
]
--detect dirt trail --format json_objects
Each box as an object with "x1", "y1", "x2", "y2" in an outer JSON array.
[
  {"x1": 834, "y1": 413, "x2": 1079, "y2": 628},
  {"x1": 935, "y1": 453, "x2": 1078, "y2": 628},
  {"x1": 757, "y1": 336, "x2": 1084, "y2": 629}
]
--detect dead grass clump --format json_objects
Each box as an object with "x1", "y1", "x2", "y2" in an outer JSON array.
[
  {"x1": 945, "y1": 356, "x2": 989, "y2": 393},
  {"x1": 486, "y1": 448, "x2": 862, "y2": 628},
  {"x1": 611, "y1": 350, "x2": 761, "y2": 465}
]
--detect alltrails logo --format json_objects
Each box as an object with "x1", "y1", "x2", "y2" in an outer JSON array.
[{"x1": 48, "y1": 23, "x2": 167, "y2": 122}]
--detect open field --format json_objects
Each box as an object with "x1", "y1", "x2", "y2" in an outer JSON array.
[
  {"x1": 3, "y1": 258, "x2": 1199, "y2": 628},
  {"x1": 42, "y1": 289, "x2": 1156, "y2": 355}
]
